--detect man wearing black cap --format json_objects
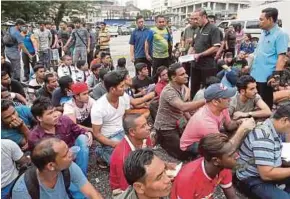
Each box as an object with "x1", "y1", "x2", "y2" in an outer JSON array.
[
  {"x1": 132, "y1": 63, "x2": 154, "y2": 96},
  {"x1": 4, "y1": 18, "x2": 33, "y2": 81},
  {"x1": 180, "y1": 83, "x2": 256, "y2": 157}
]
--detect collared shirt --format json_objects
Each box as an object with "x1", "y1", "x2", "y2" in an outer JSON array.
[
  {"x1": 129, "y1": 27, "x2": 151, "y2": 59},
  {"x1": 171, "y1": 158, "x2": 232, "y2": 199},
  {"x1": 251, "y1": 24, "x2": 289, "y2": 82},
  {"x1": 28, "y1": 116, "x2": 87, "y2": 149},
  {"x1": 237, "y1": 119, "x2": 282, "y2": 180},
  {"x1": 193, "y1": 22, "x2": 221, "y2": 68}
]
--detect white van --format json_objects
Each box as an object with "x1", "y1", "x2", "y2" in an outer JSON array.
[{"x1": 217, "y1": 19, "x2": 261, "y2": 42}]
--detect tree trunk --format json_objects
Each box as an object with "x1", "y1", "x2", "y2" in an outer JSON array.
[{"x1": 54, "y1": 2, "x2": 66, "y2": 27}]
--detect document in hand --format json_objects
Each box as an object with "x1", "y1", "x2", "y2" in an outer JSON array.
[
  {"x1": 179, "y1": 55, "x2": 195, "y2": 63},
  {"x1": 281, "y1": 143, "x2": 290, "y2": 162}
]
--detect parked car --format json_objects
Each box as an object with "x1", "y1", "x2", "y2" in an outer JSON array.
[
  {"x1": 108, "y1": 26, "x2": 118, "y2": 37},
  {"x1": 118, "y1": 26, "x2": 130, "y2": 35}
]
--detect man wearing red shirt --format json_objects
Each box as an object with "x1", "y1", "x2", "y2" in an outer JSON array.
[
  {"x1": 110, "y1": 113, "x2": 152, "y2": 193},
  {"x1": 171, "y1": 133, "x2": 239, "y2": 199},
  {"x1": 155, "y1": 66, "x2": 168, "y2": 99}
]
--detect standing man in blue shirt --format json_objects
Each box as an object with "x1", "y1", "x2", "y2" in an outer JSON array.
[
  {"x1": 251, "y1": 7, "x2": 289, "y2": 109},
  {"x1": 4, "y1": 19, "x2": 33, "y2": 81},
  {"x1": 129, "y1": 15, "x2": 152, "y2": 76}
]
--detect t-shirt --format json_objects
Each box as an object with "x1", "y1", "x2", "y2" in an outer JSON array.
[
  {"x1": 98, "y1": 28, "x2": 110, "y2": 50},
  {"x1": 180, "y1": 105, "x2": 231, "y2": 150},
  {"x1": 171, "y1": 158, "x2": 232, "y2": 199},
  {"x1": 6, "y1": 79, "x2": 26, "y2": 98},
  {"x1": 91, "y1": 82, "x2": 107, "y2": 100},
  {"x1": 72, "y1": 28, "x2": 88, "y2": 48},
  {"x1": 225, "y1": 31, "x2": 236, "y2": 49},
  {"x1": 182, "y1": 26, "x2": 199, "y2": 52},
  {"x1": 154, "y1": 84, "x2": 187, "y2": 131},
  {"x1": 52, "y1": 88, "x2": 71, "y2": 107},
  {"x1": 147, "y1": 27, "x2": 172, "y2": 59},
  {"x1": 91, "y1": 93, "x2": 130, "y2": 137},
  {"x1": 36, "y1": 29, "x2": 52, "y2": 51},
  {"x1": 58, "y1": 29, "x2": 70, "y2": 46},
  {"x1": 28, "y1": 78, "x2": 44, "y2": 96},
  {"x1": 1, "y1": 139, "x2": 23, "y2": 188},
  {"x1": 1, "y1": 105, "x2": 34, "y2": 145},
  {"x1": 50, "y1": 29, "x2": 58, "y2": 48},
  {"x1": 132, "y1": 76, "x2": 154, "y2": 93},
  {"x1": 5, "y1": 27, "x2": 24, "y2": 56},
  {"x1": 63, "y1": 97, "x2": 95, "y2": 124},
  {"x1": 229, "y1": 93, "x2": 261, "y2": 116},
  {"x1": 193, "y1": 88, "x2": 205, "y2": 101},
  {"x1": 12, "y1": 162, "x2": 87, "y2": 199}
]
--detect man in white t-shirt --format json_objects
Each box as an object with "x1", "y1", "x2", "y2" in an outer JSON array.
[
  {"x1": 91, "y1": 71, "x2": 130, "y2": 166},
  {"x1": 1, "y1": 139, "x2": 30, "y2": 199},
  {"x1": 28, "y1": 64, "x2": 45, "y2": 102},
  {"x1": 63, "y1": 82, "x2": 95, "y2": 131}
]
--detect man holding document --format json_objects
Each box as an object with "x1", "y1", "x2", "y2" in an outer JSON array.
[{"x1": 236, "y1": 104, "x2": 290, "y2": 199}]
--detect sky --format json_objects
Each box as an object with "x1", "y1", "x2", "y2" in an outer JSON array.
[{"x1": 118, "y1": 0, "x2": 152, "y2": 9}]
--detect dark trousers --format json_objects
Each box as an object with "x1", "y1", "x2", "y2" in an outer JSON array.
[
  {"x1": 257, "y1": 82, "x2": 273, "y2": 109},
  {"x1": 134, "y1": 57, "x2": 152, "y2": 77},
  {"x1": 190, "y1": 65, "x2": 218, "y2": 99},
  {"x1": 22, "y1": 52, "x2": 36, "y2": 80},
  {"x1": 87, "y1": 50, "x2": 94, "y2": 67},
  {"x1": 152, "y1": 57, "x2": 170, "y2": 80},
  {"x1": 238, "y1": 176, "x2": 290, "y2": 199},
  {"x1": 156, "y1": 129, "x2": 193, "y2": 161}
]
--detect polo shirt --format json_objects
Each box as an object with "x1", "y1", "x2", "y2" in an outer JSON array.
[
  {"x1": 237, "y1": 119, "x2": 282, "y2": 180},
  {"x1": 171, "y1": 158, "x2": 232, "y2": 199},
  {"x1": 28, "y1": 116, "x2": 87, "y2": 150},
  {"x1": 251, "y1": 24, "x2": 289, "y2": 83},
  {"x1": 180, "y1": 105, "x2": 231, "y2": 151},
  {"x1": 1, "y1": 105, "x2": 34, "y2": 145},
  {"x1": 147, "y1": 27, "x2": 172, "y2": 59},
  {"x1": 129, "y1": 27, "x2": 151, "y2": 59},
  {"x1": 193, "y1": 22, "x2": 221, "y2": 68},
  {"x1": 110, "y1": 136, "x2": 152, "y2": 191}
]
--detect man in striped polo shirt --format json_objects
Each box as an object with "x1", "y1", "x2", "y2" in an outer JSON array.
[
  {"x1": 237, "y1": 104, "x2": 290, "y2": 199},
  {"x1": 98, "y1": 22, "x2": 111, "y2": 54}
]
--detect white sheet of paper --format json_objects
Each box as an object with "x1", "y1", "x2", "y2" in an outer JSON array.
[
  {"x1": 178, "y1": 55, "x2": 195, "y2": 63},
  {"x1": 281, "y1": 143, "x2": 290, "y2": 161}
]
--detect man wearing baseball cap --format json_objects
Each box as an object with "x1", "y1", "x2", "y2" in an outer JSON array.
[
  {"x1": 180, "y1": 83, "x2": 256, "y2": 157},
  {"x1": 63, "y1": 82, "x2": 95, "y2": 131}
]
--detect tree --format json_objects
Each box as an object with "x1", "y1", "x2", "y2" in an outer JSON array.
[
  {"x1": 1, "y1": 1, "x2": 94, "y2": 27},
  {"x1": 140, "y1": 9, "x2": 153, "y2": 20}
]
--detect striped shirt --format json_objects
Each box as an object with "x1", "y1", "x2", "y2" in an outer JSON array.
[
  {"x1": 236, "y1": 119, "x2": 282, "y2": 180},
  {"x1": 98, "y1": 28, "x2": 110, "y2": 50}
]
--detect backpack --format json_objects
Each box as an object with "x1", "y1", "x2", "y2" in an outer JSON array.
[
  {"x1": 10, "y1": 166, "x2": 72, "y2": 199},
  {"x1": 3, "y1": 28, "x2": 16, "y2": 47}
]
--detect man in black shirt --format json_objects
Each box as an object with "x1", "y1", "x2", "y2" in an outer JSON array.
[
  {"x1": 1, "y1": 71, "x2": 26, "y2": 98},
  {"x1": 132, "y1": 63, "x2": 154, "y2": 96},
  {"x1": 1, "y1": 55, "x2": 12, "y2": 77},
  {"x1": 36, "y1": 73, "x2": 58, "y2": 100},
  {"x1": 188, "y1": 8, "x2": 221, "y2": 98}
]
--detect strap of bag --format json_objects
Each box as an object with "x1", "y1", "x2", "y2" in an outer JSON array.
[
  {"x1": 24, "y1": 166, "x2": 40, "y2": 199},
  {"x1": 62, "y1": 168, "x2": 73, "y2": 199},
  {"x1": 75, "y1": 30, "x2": 87, "y2": 48}
]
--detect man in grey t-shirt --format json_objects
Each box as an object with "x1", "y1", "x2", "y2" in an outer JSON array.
[
  {"x1": 64, "y1": 18, "x2": 90, "y2": 64},
  {"x1": 229, "y1": 75, "x2": 272, "y2": 120}
]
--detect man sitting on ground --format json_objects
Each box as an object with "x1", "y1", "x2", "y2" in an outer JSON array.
[
  {"x1": 180, "y1": 83, "x2": 256, "y2": 157},
  {"x1": 154, "y1": 63, "x2": 205, "y2": 161},
  {"x1": 1, "y1": 71, "x2": 25, "y2": 98},
  {"x1": 229, "y1": 75, "x2": 272, "y2": 120},
  {"x1": 237, "y1": 104, "x2": 290, "y2": 199},
  {"x1": 91, "y1": 71, "x2": 130, "y2": 167},
  {"x1": 132, "y1": 63, "x2": 154, "y2": 96},
  {"x1": 172, "y1": 134, "x2": 239, "y2": 199},
  {"x1": 29, "y1": 97, "x2": 93, "y2": 175},
  {"x1": 63, "y1": 82, "x2": 95, "y2": 131},
  {"x1": 36, "y1": 73, "x2": 58, "y2": 100},
  {"x1": 110, "y1": 114, "x2": 152, "y2": 193},
  {"x1": 91, "y1": 68, "x2": 108, "y2": 100},
  {"x1": 155, "y1": 66, "x2": 169, "y2": 99},
  {"x1": 1, "y1": 139, "x2": 30, "y2": 199},
  {"x1": 1, "y1": 87, "x2": 27, "y2": 106},
  {"x1": 1, "y1": 100, "x2": 35, "y2": 150},
  {"x1": 12, "y1": 138, "x2": 103, "y2": 199},
  {"x1": 116, "y1": 149, "x2": 172, "y2": 199},
  {"x1": 193, "y1": 76, "x2": 220, "y2": 101},
  {"x1": 86, "y1": 63, "x2": 102, "y2": 89},
  {"x1": 28, "y1": 64, "x2": 45, "y2": 102},
  {"x1": 52, "y1": 75, "x2": 74, "y2": 109}
]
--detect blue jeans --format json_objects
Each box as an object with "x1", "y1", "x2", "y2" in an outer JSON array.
[
  {"x1": 74, "y1": 134, "x2": 89, "y2": 176},
  {"x1": 242, "y1": 176, "x2": 290, "y2": 199},
  {"x1": 1, "y1": 180, "x2": 15, "y2": 199},
  {"x1": 95, "y1": 130, "x2": 124, "y2": 164}
]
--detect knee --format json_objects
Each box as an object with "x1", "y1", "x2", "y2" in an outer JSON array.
[{"x1": 76, "y1": 134, "x2": 89, "y2": 148}]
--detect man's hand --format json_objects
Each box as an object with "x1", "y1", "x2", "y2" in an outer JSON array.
[
  {"x1": 233, "y1": 111, "x2": 249, "y2": 120},
  {"x1": 9, "y1": 117, "x2": 24, "y2": 129},
  {"x1": 147, "y1": 91, "x2": 155, "y2": 99},
  {"x1": 131, "y1": 56, "x2": 135, "y2": 63},
  {"x1": 239, "y1": 117, "x2": 256, "y2": 133},
  {"x1": 21, "y1": 142, "x2": 29, "y2": 151},
  {"x1": 86, "y1": 132, "x2": 93, "y2": 147},
  {"x1": 146, "y1": 54, "x2": 152, "y2": 61},
  {"x1": 194, "y1": 53, "x2": 202, "y2": 62},
  {"x1": 63, "y1": 46, "x2": 67, "y2": 52},
  {"x1": 87, "y1": 48, "x2": 90, "y2": 53}
]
